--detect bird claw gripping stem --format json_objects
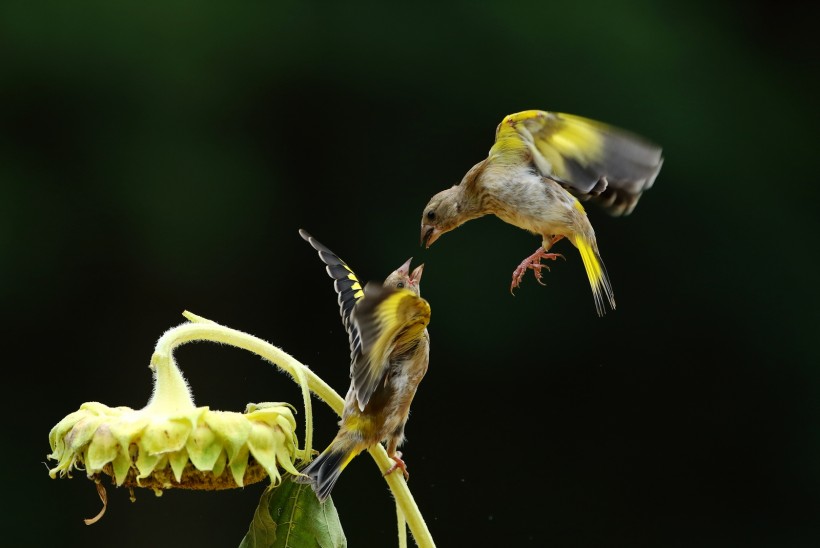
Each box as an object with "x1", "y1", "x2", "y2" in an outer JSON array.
[{"x1": 384, "y1": 451, "x2": 410, "y2": 481}]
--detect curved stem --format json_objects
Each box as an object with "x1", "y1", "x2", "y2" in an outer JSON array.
[
  {"x1": 155, "y1": 312, "x2": 435, "y2": 548},
  {"x1": 146, "y1": 329, "x2": 196, "y2": 414}
]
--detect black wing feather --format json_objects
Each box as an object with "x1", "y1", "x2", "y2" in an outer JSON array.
[{"x1": 299, "y1": 229, "x2": 366, "y2": 362}]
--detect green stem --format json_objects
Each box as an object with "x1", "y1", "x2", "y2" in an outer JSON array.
[
  {"x1": 146, "y1": 328, "x2": 197, "y2": 414},
  {"x1": 369, "y1": 444, "x2": 431, "y2": 548},
  {"x1": 155, "y1": 312, "x2": 435, "y2": 548},
  {"x1": 395, "y1": 477, "x2": 408, "y2": 548}
]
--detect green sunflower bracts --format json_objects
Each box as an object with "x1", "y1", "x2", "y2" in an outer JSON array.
[{"x1": 47, "y1": 311, "x2": 312, "y2": 518}]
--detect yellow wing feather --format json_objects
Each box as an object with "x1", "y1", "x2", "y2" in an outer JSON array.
[
  {"x1": 490, "y1": 110, "x2": 663, "y2": 215},
  {"x1": 350, "y1": 283, "x2": 431, "y2": 411}
]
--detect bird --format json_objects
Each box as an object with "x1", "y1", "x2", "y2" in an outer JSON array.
[
  {"x1": 420, "y1": 109, "x2": 663, "y2": 316},
  {"x1": 295, "y1": 229, "x2": 431, "y2": 502}
]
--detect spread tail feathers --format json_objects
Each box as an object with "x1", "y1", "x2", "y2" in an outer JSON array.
[
  {"x1": 294, "y1": 443, "x2": 358, "y2": 502},
  {"x1": 571, "y1": 234, "x2": 616, "y2": 316}
]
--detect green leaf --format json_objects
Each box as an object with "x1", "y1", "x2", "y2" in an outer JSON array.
[{"x1": 239, "y1": 474, "x2": 347, "y2": 548}]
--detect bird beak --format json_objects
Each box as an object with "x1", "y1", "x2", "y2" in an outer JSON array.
[
  {"x1": 397, "y1": 257, "x2": 413, "y2": 276},
  {"x1": 421, "y1": 225, "x2": 441, "y2": 248},
  {"x1": 410, "y1": 263, "x2": 424, "y2": 284}
]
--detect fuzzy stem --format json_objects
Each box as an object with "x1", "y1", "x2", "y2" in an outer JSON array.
[
  {"x1": 369, "y1": 443, "x2": 432, "y2": 548},
  {"x1": 396, "y1": 495, "x2": 408, "y2": 548},
  {"x1": 157, "y1": 312, "x2": 435, "y2": 547},
  {"x1": 146, "y1": 330, "x2": 197, "y2": 414},
  {"x1": 152, "y1": 312, "x2": 319, "y2": 460}
]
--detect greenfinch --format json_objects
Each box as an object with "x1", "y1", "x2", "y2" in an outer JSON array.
[
  {"x1": 420, "y1": 110, "x2": 663, "y2": 316},
  {"x1": 296, "y1": 229, "x2": 430, "y2": 501}
]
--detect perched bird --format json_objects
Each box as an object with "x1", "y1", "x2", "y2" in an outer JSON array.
[
  {"x1": 296, "y1": 229, "x2": 430, "y2": 502},
  {"x1": 420, "y1": 110, "x2": 663, "y2": 316}
]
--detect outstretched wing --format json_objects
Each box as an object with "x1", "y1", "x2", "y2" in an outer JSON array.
[
  {"x1": 495, "y1": 110, "x2": 664, "y2": 216},
  {"x1": 349, "y1": 282, "x2": 431, "y2": 412},
  {"x1": 299, "y1": 229, "x2": 365, "y2": 359}
]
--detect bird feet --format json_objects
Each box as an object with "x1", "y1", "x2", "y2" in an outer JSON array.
[
  {"x1": 384, "y1": 451, "x2": 410, "y2": 481},
  {"x1": 510, "y1": 248, "x2": 565, "y2": 295}
]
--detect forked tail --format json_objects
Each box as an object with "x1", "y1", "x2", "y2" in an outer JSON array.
[{"x1": 294, "y1": 442, "x2": 358, "y2": 502}]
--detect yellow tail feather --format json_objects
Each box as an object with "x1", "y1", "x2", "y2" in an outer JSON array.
[{"x1": 571, "y1": 235, "x2": 616, "y2": 316}]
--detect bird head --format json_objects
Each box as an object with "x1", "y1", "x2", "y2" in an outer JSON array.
[
  {"x1": 383, "y1": 257, "x2": 424, "y2": 296},
  {"x1": 420, "y1": 186, "x2": 463, "y2": 248}
]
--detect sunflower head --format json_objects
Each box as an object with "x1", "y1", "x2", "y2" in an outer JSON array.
[{"x1": 48, "y1": 400, "x2": 300, "y2": 492}]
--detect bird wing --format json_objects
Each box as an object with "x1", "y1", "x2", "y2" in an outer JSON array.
[
  {"x1": 493, "y1": 110, "x2": 664, "y2": 216},
  {"x1": 349, "y1": 282, "x2": 431, "y2": 412},
  {"x1": 299, "y1": 229, "x2": 366, "y2": 361}
]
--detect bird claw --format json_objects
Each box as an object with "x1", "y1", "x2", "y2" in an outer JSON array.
[
  {"x1": 384, "y1": 451, "x2": 410, "y2": 481},
  {"x1": 510, "y1": 249, "x2": 565, "y2": 295}
]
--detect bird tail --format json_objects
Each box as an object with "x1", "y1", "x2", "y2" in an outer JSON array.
[
  {"x1": 570, "y1": 234, "x2": 616, "y2": 316},
  {"x1": 294, "y1": 440, "x2": 359, "y2": 502}
]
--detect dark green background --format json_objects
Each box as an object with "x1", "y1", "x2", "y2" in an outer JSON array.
[{"x1": 6, "y1": 1, "x2": 818, "y2": 546}]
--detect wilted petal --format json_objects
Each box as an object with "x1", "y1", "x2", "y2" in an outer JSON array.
[
  {"x1": 142, "y1": 417, "x2": 192, "y2": 455},
  {"x1": 228, "y1": 442, "x2": 251, "y2": 487},
  {"x1": 185, "y1": 423, "x2": 221, "y2": 471},
  {"x1": 48, "y1": 409, "x2": 90, "y2": 457},
  {"x1": 108, "y1": 411, "x2": 149, "y2": 450},
  {"x1": 111, "y1": 449, "x2": 133, "y2": 486},
  {"x1": 211, "y1": 448, "x2": 227, "y2": 477},
  {"x1": 135, "y1": 448, "x2": 161, "y2": 479},
  {"x1": 86, "y1": 424, "x2": 120, "y2": 473},
  {"x1": 204, "y1": 412, "x2": 251, "y2": 461},
  {"x1": 247, "y1": 422, "x2": 279, "y2": 480},
  {"x1": 169, "y1": 450, "x2": 189, "y2": 483}
]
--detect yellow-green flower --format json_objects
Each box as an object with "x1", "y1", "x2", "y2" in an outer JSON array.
[
  {"x1": 47, "y1": 315, "x2": 302, "y2": 495},
  {"x1": 48, "y1": 401, "x2": 300, "y2": 492}
]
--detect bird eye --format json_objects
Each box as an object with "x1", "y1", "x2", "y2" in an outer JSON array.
[
  {"x1": 426, "y1": 210, "x2": 435, "y2": 220},
  {"x1": 396, "y1": 282, "x2": 405, "y2": 288}
]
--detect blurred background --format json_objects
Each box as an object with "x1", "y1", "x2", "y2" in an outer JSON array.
[{"x1": 5, "y1": 0, "x2": 818, "y2": 546}]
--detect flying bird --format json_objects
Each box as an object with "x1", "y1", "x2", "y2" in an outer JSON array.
[
  {"x1": 420, "y1": 110, "x2": 663, "y2": 316},
  {"x1": 296, "y1": 229, "x2": 430, "y2": 501}
]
